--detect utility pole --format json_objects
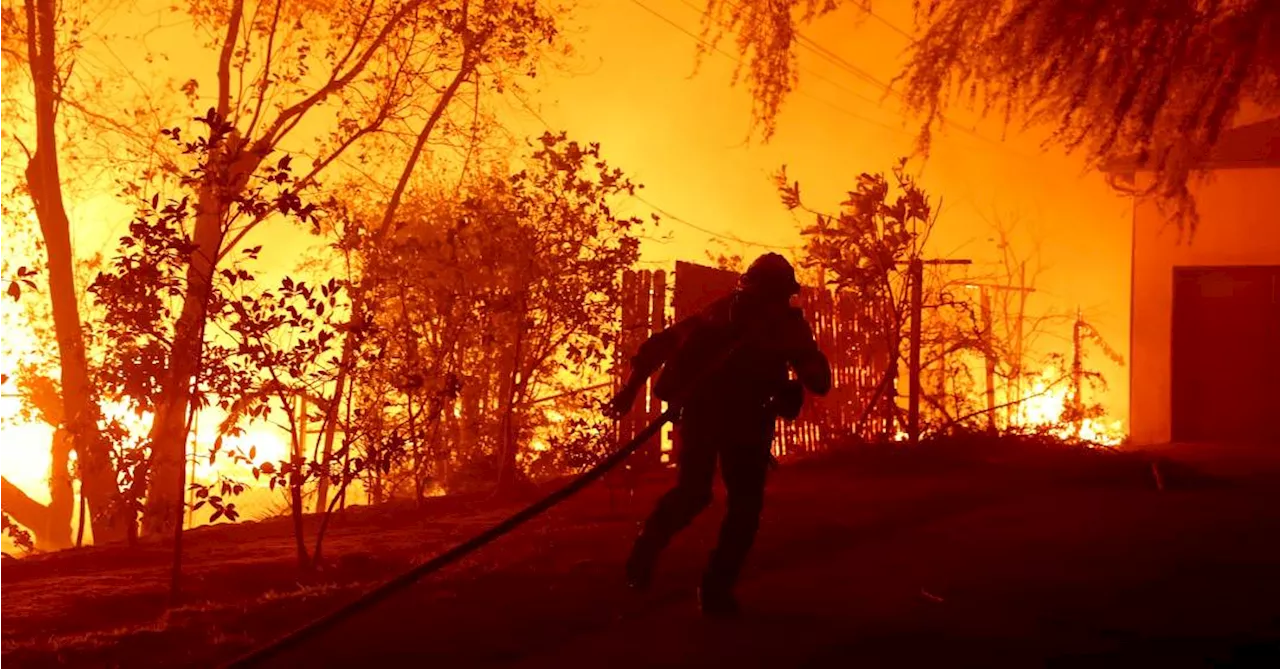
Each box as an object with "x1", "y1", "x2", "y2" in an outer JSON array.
[
  {"x1": 966, "y1": 280, "x2": 1037, "y2": 431},
  {"x1": 979, "y1": 286, "x2": 996, "y2": 432},
  {"x1": 1070, "y1": 307, "x2": 1085, "y2": 439},
  {"x1": 903, "y1": 256, "x2": 972, "y2": 445},
  {"x1": 816, "y1": 224, "x2": 827, "y2": 289},
  {"x1": 908, "y1": 258, "x2": 923, "y2": 444},
  {"x1": 1013, "y1": 262, "x2": 1028, "y2": 424}
]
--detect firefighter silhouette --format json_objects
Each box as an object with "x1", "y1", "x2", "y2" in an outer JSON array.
[{"x1": 604, "y1": 253, "x2": 832, "y2": 617}]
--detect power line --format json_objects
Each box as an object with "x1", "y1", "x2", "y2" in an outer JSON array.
[
  {"x1": 524, "y1": 0, "x2": 994, "y2": 257},
  {"x1": 792, "y1": 32, "x2": 1029, "y2": 158},
  {"x1": 830, "y1": 6, "x2": 1038, "y2": 158},
  {"x1": 633, "y1": 192, "x2": 801, "y2": 251},
  {"x1": 673, "y1": 0, "x2": 893, "y2": 112},
  {"x1": 866, "y1": 10, "x2": 914, "y2": 41},
  {"x1": 503, "y1": 61, "x2": 802, "y2": 253},
  {"x1": 682, "y1": 0, "x2": 1034, "y2": 160},
  {"x1": 632, "y1": 0, "x2": 914, "y2": 139}
]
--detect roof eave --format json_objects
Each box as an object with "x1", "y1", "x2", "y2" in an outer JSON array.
[{"x1": 1100, "y1": 157, "x2": 1280, "y2": 174}]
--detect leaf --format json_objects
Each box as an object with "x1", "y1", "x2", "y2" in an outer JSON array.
[{"x1": 7, "y1": 282, "x2": 20, "y2": 301}]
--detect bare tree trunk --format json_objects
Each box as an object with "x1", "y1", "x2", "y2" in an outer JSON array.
[
  {"x1": 22, "y1": 0, "x2": 127, "y2": 544},
  {"x1": 1012, "y1": 261, "x2": 1028, "y2": 423},
  {"x1": 169, "y1": 400, "x2": 201, "y2": 605},
  {"x1": 290, "y1": 423, "x2": 310, "y2": 570},
  {"x1": 1070, "y1": 310, "x2": 1085, "y2": 439},
  {"x1": 496, "y1": 307, "x2": 527, "y2": 493},
  {"x1": 76, "y1": 482, "x2": 86, "y2": 547},
  {"x1": 0, "y1": 423, "x2": 76, "y2": 549},
  {"x1": 315, "y1": 311, "x2": 359, "y2": 515},
  {"x1": 339, "y1": 381, "x2": 354, "y2": 510},
  {"x1": 1, "y1": 475, "x2": 58, "y2": 549},
  {"x1": 142, "y1": 179, "x2": 238, "y2": 536},
  {"x1": 312, "y1": 276, "x2": 377, "y2": 512},
  {"x1": 45, "y1": 428, "x2": 74, "y2": 547},
  {"x1": 312, "y1": 45, "x2": 480, "y2": 505}
]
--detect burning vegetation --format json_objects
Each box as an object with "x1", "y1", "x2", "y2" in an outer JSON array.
[
  {"x1": 0, "y1": 0, "x2": 1170, "y2": 606},
  {"x1": 774, "y1": 159, "x2": 1125, "y2": 446},
  {"x1": 3, "y1": 0, "x2": 1276, "y2": 667},
  {"x1": 3, "y1": 138, "x2": 1125, "y2": 560}
]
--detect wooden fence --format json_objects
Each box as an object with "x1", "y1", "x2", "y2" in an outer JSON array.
[{"x1": 613, "y1": 268, "x2": 668, "y2": 471}]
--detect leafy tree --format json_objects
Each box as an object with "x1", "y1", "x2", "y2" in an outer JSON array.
[
  {"x1": 1, "y1": 0, "x2": 130, "y2": 542},
  {"x1": 2, "y1": 0, "x2": 564, "y2": 540},
  {"x1": 148, "y1": 132, "x2": 645, "y2": 574},
  {"x1": 484, "y1": 133, "x2": 643, "y2": 492},
  {"x1": 777, "y1": 157, "x2": 933, "y2": 438},
  {"x1": 349, "y1": 133, "x2": 644, "y2": 495},
  {"x1": 139, "y1": 0, "x2": 560, "y2": 537},
  {"x1": 215, "y1": 268, "x2": 347, "y2": 571},
  {"x1": 781, "y1": 160, "x2": 1125, "y2": 439},
  {"x1": 87, "y1": 126, "x2": 365, "y2": 581},
  {"x1": 699, "y1": 0, "x2": 1280, "y2": 225}
]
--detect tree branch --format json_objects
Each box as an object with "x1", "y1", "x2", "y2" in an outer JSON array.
[{"x1": 216, "y1": 0, "x2": 246, "y2": 120}]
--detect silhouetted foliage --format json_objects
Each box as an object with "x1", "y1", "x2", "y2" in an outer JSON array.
[
  {"x1": 2, "y1": 512, "x2": 35, "y2": 553},
  {"x1": 779, "y1": 157, "x2": 1120, "y2": 441},
  {"x1": 699, "y1": 0, "x2": 1280, "y2": 227},
  {"x1": 344, "y1": 132, "x2": 643, "y2": 496},
  {"x1": 704, "y1": 240, "x2": 746, "y2": 273},
  {"x1": 778, "y1": 157, "x2": 934, "y2": 436},
  {"x1": 100, "y1": 127, "x2": 650, "y2": 570}
]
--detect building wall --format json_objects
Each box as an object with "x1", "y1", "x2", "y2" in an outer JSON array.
[{"x1": 1130, "y1": 167, "x2": 1280, "y2": 445}]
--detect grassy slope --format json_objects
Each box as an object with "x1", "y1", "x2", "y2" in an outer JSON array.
[{"x1": 2, "y1": 439, "x2": 1277, "y2": 668}]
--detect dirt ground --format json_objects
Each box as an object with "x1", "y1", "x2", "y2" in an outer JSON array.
[{"x1": 3, "y1": 440, "x2": 1279, "y2": 668}]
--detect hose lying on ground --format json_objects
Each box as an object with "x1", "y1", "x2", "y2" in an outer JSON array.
[
  {"x1": 227, "y1": 322, "x2": 765, "y2": 667},
  {"x1": 225, "y1": 404, "x2": 680, "y2": 668}
]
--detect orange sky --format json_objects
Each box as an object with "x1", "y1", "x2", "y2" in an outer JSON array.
[
  {"x1": 6, "y1": 0, "x2": 1136, "y2": 417},
  {"x1": 0, "y1": 0, "x2": 1145, "y2": 554},
  {"x1": 1, "y1": 0, "x2": 1137, "y2": 517},
  {"x1": 511, "y1": 0, "x2": 1133, "y2": 419}
]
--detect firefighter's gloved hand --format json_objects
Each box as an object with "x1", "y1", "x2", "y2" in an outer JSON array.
[
  {"x1": 603, "y1": 385, "x2": 640, "y2": 420},
  {"x1": 772, "y1": 379, "x2": 805, "y2": 421}
]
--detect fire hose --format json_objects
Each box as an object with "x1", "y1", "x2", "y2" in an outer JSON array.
[
  {"x1": 224, "y1": 404, "x2": 680, "y2": 667},
  {"x1": 225, "y1": 331, "x2": 764, "y2": 667}
]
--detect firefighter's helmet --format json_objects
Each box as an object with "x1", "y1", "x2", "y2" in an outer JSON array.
[{"x1": 739, "y1": 252, "x2": 801, "y2": 296}]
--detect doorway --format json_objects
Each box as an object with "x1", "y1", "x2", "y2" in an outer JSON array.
[{"x1": 1171, "y1": 265, "x2": 1280, "y2": 443}]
